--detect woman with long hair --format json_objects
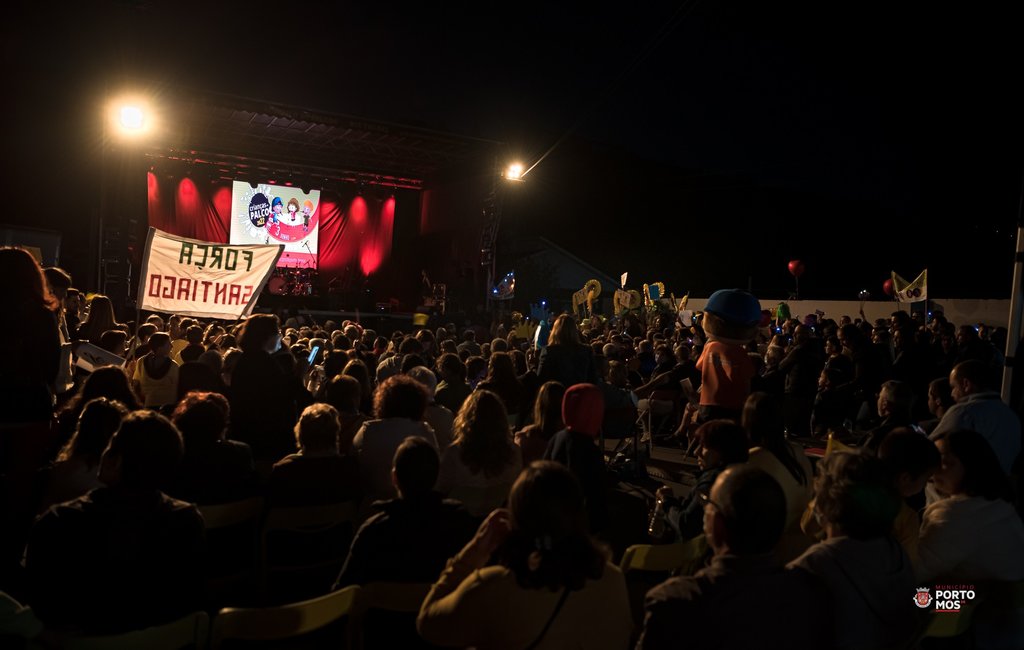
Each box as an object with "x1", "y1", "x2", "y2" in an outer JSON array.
[
  {"x1": 38, "y1": 398, "x2": 128, "y2": 512},
  {"x1": 437, "y1": 390, "x2": 522, "y2": 518},
  {"x1": 342, "y1": 358, "x2": 374, "y2": 415},
  {"x1": 514, "y1": 381, "x2": 565, "y2": 465},
  {"x1": 0, "y1": 247, "x2": 62, "y2": 425},
  {"x1": 76, "y1": 295, "x2": 126, "y2": 345},
  {"x1": 476, "y1": 351, "x2": 526, "y2": 425},
  {"x1": 56, "y1": 366, "x2": 140, "y2": 442},
  {"x1": 417, "y1": 462, "x2": 631, "y2": 649},
  {"x1": 536, "y1": 314, "x2": 598, "y2": 388}
]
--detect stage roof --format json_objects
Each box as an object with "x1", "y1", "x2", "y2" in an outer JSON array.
[{"x1": 142, "y1": 92, "x2": 503, "y2": 190}]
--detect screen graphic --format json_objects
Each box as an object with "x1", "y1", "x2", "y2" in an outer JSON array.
[{"x1": 230, "y1": 181, "x2": 320, "y2": 266}]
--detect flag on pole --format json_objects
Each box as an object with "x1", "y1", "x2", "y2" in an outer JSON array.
[{"x1": 891, "y1": 269, "x2": 927, "y2": 303}]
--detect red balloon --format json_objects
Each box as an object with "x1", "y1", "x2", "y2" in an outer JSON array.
[
  {"x1": 787, "y1": 260, "x2": 805, "y2": 278},
  {"x1": 883, "y1": 279, "x2": 894, "y2": 296}
]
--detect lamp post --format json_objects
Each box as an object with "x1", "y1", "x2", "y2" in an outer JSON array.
[{"x1": 480, "y1": 160, "x2": 525, "y2": 308}]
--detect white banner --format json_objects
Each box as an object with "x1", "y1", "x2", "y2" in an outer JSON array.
[{"x1": 138, "y1": 228, "x2": 283, "y2": 320}]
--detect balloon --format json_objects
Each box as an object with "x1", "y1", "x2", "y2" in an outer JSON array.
[
  {"x1": 882, "y1": 279, "x2": 894, "y2": 296},
  {"x1": 787, "y1": 260, "x2": 805, "y2": 278}
]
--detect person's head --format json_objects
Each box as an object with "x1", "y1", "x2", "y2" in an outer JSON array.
[
  {"x1": 491, "y1": 337, "x2": 508, "y2": 353},
  {"x1": 548, "y1": 314, "x2": 582, "y2": 346},
  {"x1": 877, "y1": 380, "x2": 913, "y2": 420},
  {"x1": 237, "y1": 314, "x2": 282, "y2": 354},
  {"x1": 342, "y1": 358, "x2": 372, "y2": 398},
  {"x1": 606, "y1": 360, "x2": 628, "y2": 387},
  {"x1": 43, "y1": 266, "x2": 72, "y2": 301},
  {"x1": 813, "y1": 451, "x2": 901, "y2": 539},
  {"x1": 172, "y1": 391, "x2": 230, "y2": 449},
  {"x1": 436, "y1": 353, "x2": 466, "y2": 382},
  {"x1": 58, "y1": 397, "x2": 128, "y2": 467},
  {"x1": 198, "y1": 349, "x2": 223, "y2": 375},
  {"x1": 0, "y1": 247, "x2": 58, "y2": 313},
  {"x1": 99, "y1": 329, "x2": 128, "y2": 355},
  {"x1": 72, "y1": 366, "x2": 140, "y2": 411},
  {"x1": 824, "y1": 335, "x2": 842, "y2": 357},
  {"x1": 486, "y1": 351, "x2": 518, "y2": 383},
  {"x1": 927, "y1": 377, "x2": 955, "y2": 417},
  {"x1": 463, "y1": 329, "x2": 476, "y2": 343},
  {"x1": 741, "y1": 392, "x2": 784, "y2": 448},
  {"x1": 85, "y1": 295, "x2": 118, "y2": 328},
  {"x1": 98, "y1": 411, "x2": 184, "y2": 490},
  {"x1": 374, "y1": 375, "x2": 428, "y2": 420},
  {"x1": 465, "y1": 355, "x2": 488, "y2": 385},
  {"x1": 562, "y1": 383, "x2": 604, "y2": 437},
  {"x1": 837, "y1": 323, "x2": 864, "y2": 353},
  {"x1": 531, "y1": 381, "x2": 566, "y2": 438},
  {"x1": 294, "y1": 403, "x2": 341, "y2": 454},
  {"x1": 956, "y1": 324, "x2": 978, "y2": 346},
  {"x1": 136, "y1": 322, "x2": 158, "y2": 345},
  {"x1": 878, "y1": 429, "x2": 941, "y2": 497},
  {"x1": 792, "y1": 325, "x2": 810, "y2": 345},
  {"x1": 453, "y1": 390, "x2": 514, "y2": 474},
  {"x1": 398, "y1": 337, "x2": 424, "y2": 356},
  {"x1": 406, "y1": 365, "x2": 438, "y2": 398},
  {"x1": 702, "y1": 465, "x2": 787, "y2": 556},
  {"x1": 499, "y1": 461, "x2": 608, "y2": 590},
  {"x1": 148, "y1": 331, "x2": 172, "y2": 357},
  {"x1": 391, "y1": 436, "x2": 440, "y2": 499},
  {"x1": 932, "y1": 429, "x2": 1014, "y2": 501},
  {"x1": 400, "y1": 353, "x2": 427, "y2": 374},
  {"x1": 324, "y1": 374, "x2": 362, "y2": 414},
  {"x1": 695, "y1": 419, "x2": 749, "y2": 471},
  {"x1": 949, "y1": 360, "x2": 993, "y2": 401},
  {"x1": 184, "y1": 324, "x2": 204, "y2": 346}
]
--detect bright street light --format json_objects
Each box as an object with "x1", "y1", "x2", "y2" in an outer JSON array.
[
  {"x1": 504, "y1": 162, "x2": 524, "y2": 182},
  {"x1": 118, "y1": 105, "x2": 145, "y2": 131}
]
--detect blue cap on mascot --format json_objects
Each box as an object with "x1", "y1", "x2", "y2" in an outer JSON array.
[{"x1": 705, "y1": 289, "x2": 762, "y2": 327}]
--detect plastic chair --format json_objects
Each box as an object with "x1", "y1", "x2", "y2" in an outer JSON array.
[
  {"x1": 198, "y1": 497, "x2": 265, "y2": 530},
  {"x1": 620, "y1": 535, "x2": 709, "y2": 575},
  {"x1": 446, "y1": 482, "x2": 512, "y2": 518},
  {"x1": 197, "y1": 497, "x2": 265, "y2": 606},
  {"x1": 359, "y1": 582, "x2": 432, "y2": 613},
  {"x1": 260, "y1": 502, "x2": 358, "y2": 597},
  {"x1": 64, "y1": 611, "x2": 209, "y2": 650},
  {"x1": 210, "y1": 585, "x2": 361, "y2": 649}
]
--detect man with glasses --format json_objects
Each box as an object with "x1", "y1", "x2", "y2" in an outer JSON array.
[{"x1": 638, "y1": 466, "x2": 832, "y2": 649}]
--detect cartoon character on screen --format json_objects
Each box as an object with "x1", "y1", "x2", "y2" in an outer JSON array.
[
  {"x1": 270, "y1": 197, "x2": 284, "y2": 225},
  {"x1": 695, "y1": 289, "x2": 761, "y2": 424},
  {"x1": 287, "y1": 198, "x2": 300, "y2": 223},
  {"x1": 302, "y1": 200, "x2": 314, "y2": 232}
]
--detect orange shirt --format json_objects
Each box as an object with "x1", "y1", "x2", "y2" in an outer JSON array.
[{"x1": 696, "y1": 340, "x2": 754, "y2": 410}]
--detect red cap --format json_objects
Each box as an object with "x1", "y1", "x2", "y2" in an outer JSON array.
[{"x1": 562, "y1": 383, "x2": 605, "y2": 438}]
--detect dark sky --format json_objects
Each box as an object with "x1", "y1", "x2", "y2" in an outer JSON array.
[{"x1": 4, "y1": 0, "x2": 1022, "y2": 298}]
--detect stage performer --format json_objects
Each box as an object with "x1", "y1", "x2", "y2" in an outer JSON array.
[{"x1": 695, "y1": 289, "x2": 761, "y2": 423}]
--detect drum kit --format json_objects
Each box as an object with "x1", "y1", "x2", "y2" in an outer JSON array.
[{"x1": 267, "y1": 266, "x2": 318, "y2": 296}]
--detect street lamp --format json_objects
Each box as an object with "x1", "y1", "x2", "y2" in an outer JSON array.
[{"x1": 503, "y1": 162, "x2": 525, "y2": 182}]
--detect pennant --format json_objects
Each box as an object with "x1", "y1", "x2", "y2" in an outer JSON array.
[
  {"x1": 620, "y1": 272, "x2": 628, "y2": 289},
  {"x1": 892, "y1": 269, "x2": 927, "y2": 303}
]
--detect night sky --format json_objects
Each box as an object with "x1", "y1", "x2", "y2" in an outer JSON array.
[{"x1": 4, "y1": 0, "x2": 1022, "y2": 299}]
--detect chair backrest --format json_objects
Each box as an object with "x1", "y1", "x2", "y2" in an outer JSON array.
[
  {"x1": 211, "y1": 585, "x2": 361, "y2": 649},
  {"x1": 64, "y1": 611, "x2": 209, "y2": 650},
  {"x1": 198, "y1": 497, "x2": 265, "y2": 530},
  {"x1": 447, "y1": 482, "x2": 512, "y2": 518},
  {"x1": 359, "y1": 582, "x2": 432, "y2": 614},
  {"x1": 262, "y1": 501, "x2": 357, "y2": 534},
  {"x1": 620, "y1": 535, "x2": 709, "y2": 574}
]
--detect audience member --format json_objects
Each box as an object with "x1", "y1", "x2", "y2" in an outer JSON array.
[
  {"x1": 25, "y1": 411, "x2": 205, "y2": 634},
  {"x1": 169, "y1": 392, "x2": 258, "y2": 505},
  {"x1": 353, "y1": 375, "x2": 438, "y2": 504},
  {"x1": 269, "y1": 403, "x2": 358, "y2": 506},
  {"x1": 788, "y1": 452, "x2": 920, "y2": 650},
  {"x1": 437, "y1": 390, "x2": 522, "y2": 517},
  {"x1": 407, "y1": 365, "x2": 455, "y2": 451},
  {"x1": 514, "y1": 381, "x2": 565, "y2": 466},
  {"x1": 639, "y1": 466, "x2": 832, "y2": 650},
  {"x1": 132, "y1": 332, "x2": 179, "y2": 409},
  {"x1": 417, "y1": 462, "x2": 631, "y2": 649}
]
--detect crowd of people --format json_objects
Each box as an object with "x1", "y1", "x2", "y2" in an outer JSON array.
[{"x1": 1, "y1": 244, "x2": 1022, "y2": 649}]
